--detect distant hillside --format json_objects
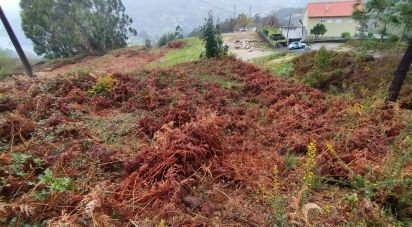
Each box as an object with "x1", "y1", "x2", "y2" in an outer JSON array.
[
  {"x1": 0, "y1": 0, "x2": 309, "y2": 49},
  {"x1": 123, "y1": 0, "x2": 308, "y2": 42},
  {"x1": 0, "y1": 48, "x2": 21, "y2": 78},
  {"x1": 276, "y1": 8, "x2": 305, "y2": 26}
]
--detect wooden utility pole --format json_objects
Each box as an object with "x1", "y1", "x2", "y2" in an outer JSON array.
[
  {"x1": 234, "y1": 5, "x2": 236, "y2": 18},
  {"x1": 286, "y1": 14, "x2": 292, "y2": 44},
  {"x1": 299, "y1": 19, "x2": 304, "y2": 40},
  {"x1": 0, "y1": 5, "x2": 34, "y2": 77}
]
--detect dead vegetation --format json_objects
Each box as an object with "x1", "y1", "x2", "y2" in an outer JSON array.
[
  {"x1": 0, "y1": 56, "x2": 411, "y2": 226},
  {"x1": 33, "y1": 48, "x2": 164, "y2": 78},
  {"x1": 293, "y1": 48, "x2": 412, "y2": 108},
  {"x1": 167, "y1": 40, "x2": 187, "y2": 49}
]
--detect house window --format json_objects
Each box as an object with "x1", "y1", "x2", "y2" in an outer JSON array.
[
  {"x1": 320, "y1": 19, "x2": 326, "y2": 23},
  {"x1": 336, "y1": 19, "x2": 342, "y2": 23},
  {"x1": 327, "y1": 19, "x2": 333, "y2": 23}
]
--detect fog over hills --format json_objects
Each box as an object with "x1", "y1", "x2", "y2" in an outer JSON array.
[
  {"x1": 0, "y1": 0, "x2": 309, "y2": 56},
  {"x1": 123, "y1": 0, "x2": 307, "y2": 40}
]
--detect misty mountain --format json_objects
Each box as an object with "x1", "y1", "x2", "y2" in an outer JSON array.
[
  {"x1": 123, "y1": 0, "x2": 308, "y2": 41},
  {"x1": 0, "y1": 0, "x2": 309, "y2": 53},
  {"x1": 275, "y1": 8, "x2": 305, "y2": 25}
]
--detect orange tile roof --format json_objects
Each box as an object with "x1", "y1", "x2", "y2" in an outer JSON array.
[{"x1": 307, "y1": 1, "x2": 359, "y2": 18}]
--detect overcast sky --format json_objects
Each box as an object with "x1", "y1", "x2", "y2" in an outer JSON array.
[
  {"x1": 0, "y1": 0, "x2": 308, "y2": 56},
  {"x1": 0, "y1": 0, "x2": 33, "y2": 54}
]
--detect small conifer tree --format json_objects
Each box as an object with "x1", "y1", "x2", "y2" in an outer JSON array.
[{"x1": 201, "y1": 11, "x2": 228, "y2": 58}]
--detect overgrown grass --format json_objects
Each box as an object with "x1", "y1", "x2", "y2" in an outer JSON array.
[
  {"x1": 253, "y1": 53, "x2": 296, "y2": 77},
  {"x1": 346, "y1": 39, "x2": 406, "y2": 54},
  {"x1": 149, "y1": 37, "x2": 203, "y2": 68},
  {"x1": 253, "y1": 53, "x2": 287, "y2": 64}
]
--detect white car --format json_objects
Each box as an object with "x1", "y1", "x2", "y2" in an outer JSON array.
[{"x1": 288, "y1": 41, "x2": 307, "y2": 50}]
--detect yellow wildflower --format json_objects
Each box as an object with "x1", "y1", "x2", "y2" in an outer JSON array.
[{"x1": 304, "y1": 142, "x2": 317, "y2": 186}]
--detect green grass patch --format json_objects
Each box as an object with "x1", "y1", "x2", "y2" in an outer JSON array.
[
  {"x1": 275, "y1": 62, "x2": 294, "y2": 77},
  {"x1": 253, "y1": 53, "x2": 287, "y2": 65},
  {"x1": 150, "y1": 37, "x2": 203, "y2": 68},
  {"x1": 253, "y1": 53, "x2": 296, "y2": 77}
]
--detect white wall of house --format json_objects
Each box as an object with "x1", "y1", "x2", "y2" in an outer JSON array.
[{"x1": 282, "y1": 27, "x2": 303, "y2": 40}]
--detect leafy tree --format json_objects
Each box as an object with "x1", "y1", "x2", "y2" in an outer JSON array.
[
  {"x1": 175, "y1": 25, "x2": 184, "y2": 39},
  {"x1": 310, "y1": 23, "x2": 327, "y2": 39},
  {"x1": 262, "y1": 13, "x2": 280, "y2": 28},
  {"x1": 219, "y1": 18, "x2": 236, "y2": 33},
  {"x1": 363, "y1": 0, "x2": 396, "y2": 43},
  {"x1": 254, "y1": 14, "x2": 262, "y2": 28},
  {"x1": 201, "y1": 11, "x2": 228, "y2": 58},
  {"x1": 20, "y1": 0, "x2": 137, "y2": 59},
  {"x1": 237, "y1": 14, "x2": 252, "y2": 30}
]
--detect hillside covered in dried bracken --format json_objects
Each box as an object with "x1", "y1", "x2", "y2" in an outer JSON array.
[{"x1": 0, "y1": 52, "x2": 411, "y2": 226}]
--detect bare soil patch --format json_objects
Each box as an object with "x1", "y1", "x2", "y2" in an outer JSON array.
[{"x1": 223, "y1": 32, "x2": 276, "y2": 61}]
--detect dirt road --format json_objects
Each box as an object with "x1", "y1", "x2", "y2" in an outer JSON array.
[{"x1": 222, "y1": 32, "x2": 276, "y2": 61}]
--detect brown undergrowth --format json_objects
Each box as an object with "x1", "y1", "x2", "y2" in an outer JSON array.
[
  {"x1": 0, "y1": 57, "x2": 410, "y2": 226},
  {"x1": 293, "y1": 49, "x2": 412, "y2": 108}
]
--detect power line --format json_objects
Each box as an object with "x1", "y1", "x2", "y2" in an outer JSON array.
[{"x1": 198, "y1": 0, "x2": 233, "y2": 14}]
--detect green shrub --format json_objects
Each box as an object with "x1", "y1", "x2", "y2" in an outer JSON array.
[
  {"x1": 38, "y1": 169, "x2": 74, "y2": 192},
  {"x1": 33, "y1": 168, "x2": 74, "y2": 200},
  {"x1": 315, "y1": 47, "x2": 334, "y2": 70},
  {"x1": 341, "y1": 32, "x2": 351, "y2": 39},
  {"x1": 284, "y1": 152, "x2": 296, "y2": 170},
  {"x1": 304, "y1": 69, "x2": 343, "y2": 88},
  {"x1": 388, "y1": 34, "x2": 399, "y2": 43},
  {"x1": 275, "y1": 62, "x2": 294, "y2": 77},
  {"x1": 263, "y1": 29, "x2": 269, "y2": 36},
  {"x1": 11, "y1": 153, "x2": 32, "y2": 176}
]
